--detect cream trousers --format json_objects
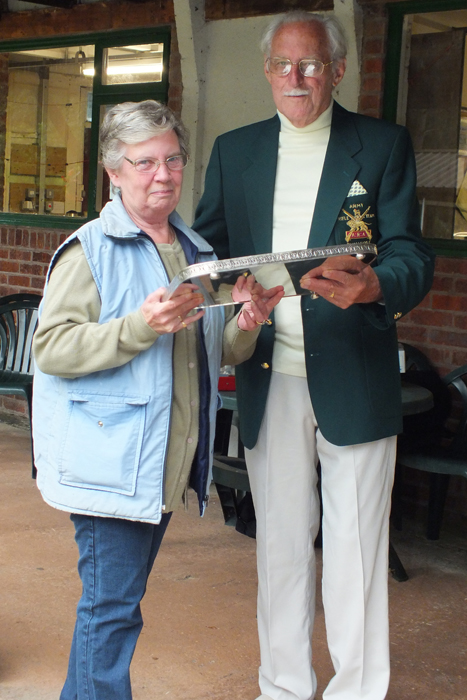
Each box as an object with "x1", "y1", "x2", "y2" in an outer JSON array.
[{"x1": 245, "y1": 372, "x2": 397, "y2": 700}]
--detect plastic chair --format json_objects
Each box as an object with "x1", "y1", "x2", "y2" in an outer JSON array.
[
  {"x1": 397, "y1": 363, "x2": 467, "y2": 539},
  {"x1": 403, "y1": 342, "x2": 433, "y2": 373},
  {"x1": 0, "y1": 293, "x2": 42, "y2": 476},
  {"x1": 393, "y1": 344, "x2": 451, "y2": 528},
  {"x1": 400, "y1": 343, "x2": 452, "y2": 450},
  {"x1": 212, "y1": 455, "x2": 251, "y2": 528}
]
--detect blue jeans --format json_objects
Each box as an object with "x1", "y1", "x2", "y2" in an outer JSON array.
[{"x1": 60, "y1": 512, "x2": 172, "y2": 700}]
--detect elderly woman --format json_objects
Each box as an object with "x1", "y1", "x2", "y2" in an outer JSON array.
[{"x1": 32, "y1": 100, "x2": 283, "y2": 700}]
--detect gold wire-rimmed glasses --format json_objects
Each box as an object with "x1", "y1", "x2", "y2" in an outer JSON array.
[{"x1": 266, "y1": 57, "x2": 334, "y2": 77}]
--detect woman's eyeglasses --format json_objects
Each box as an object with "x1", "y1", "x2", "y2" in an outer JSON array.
[{"x1": 124, "y1": 153, "x2": 188, "y2": 173}]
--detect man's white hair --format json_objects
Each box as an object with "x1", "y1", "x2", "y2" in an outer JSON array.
[{"x1": 260, "y1": 11, "x2": 347, "y2": 62}]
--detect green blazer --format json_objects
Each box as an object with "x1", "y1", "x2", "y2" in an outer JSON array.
[{"x1": 193, "y1": 102, "x2": 435, "y2": 448}]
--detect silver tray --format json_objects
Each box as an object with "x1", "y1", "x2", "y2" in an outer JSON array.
[{"x1": 163, "y1": 242, "x2": 377, "y2": 307}]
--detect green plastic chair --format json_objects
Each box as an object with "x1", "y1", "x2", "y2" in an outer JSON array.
[
  {"x1": 0, "y1": 293, "x2": 42, "y2": 476},
  {"x1": 397, "y1": 363, "x2": 467, "y2": 539}
]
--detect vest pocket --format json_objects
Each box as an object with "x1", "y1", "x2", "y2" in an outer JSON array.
[{"x1": 58, "y1": 393, "x2": 149, "y2": 495}]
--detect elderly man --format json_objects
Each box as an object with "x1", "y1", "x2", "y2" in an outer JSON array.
[{"x1": 194, "y1": 11, "x2": 434, "y2": 700}]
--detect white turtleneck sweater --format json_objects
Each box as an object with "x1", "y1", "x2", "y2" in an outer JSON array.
[{"x1": 271, "y1": 101, "x2": 332, "y2": 377}]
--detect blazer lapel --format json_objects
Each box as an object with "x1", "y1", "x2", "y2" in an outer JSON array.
[
  {"x1": 242, "y1": 116, "x2": 280, "y2": 254},
  {"x1": 308, "y1": 103, "x2": 363, "y2": 249}
]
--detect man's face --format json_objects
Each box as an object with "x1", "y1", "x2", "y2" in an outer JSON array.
[{"x1": 265, "y1": 21, "x2": 346, "y2": 128}]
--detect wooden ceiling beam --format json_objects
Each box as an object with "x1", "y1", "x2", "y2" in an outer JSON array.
[
  {"x1": 3, "y1": 0, "x2": 77, "y2": 11},
  {"x1": 205, "y1": 0, "x2": 333, "y2": 21}
]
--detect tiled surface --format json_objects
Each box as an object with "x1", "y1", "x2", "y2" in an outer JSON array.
[{"x1": 0, "y1": 422, "x2": 465, "y2": 700}]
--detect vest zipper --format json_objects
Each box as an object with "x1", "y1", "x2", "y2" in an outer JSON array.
[{"x1": 141, "y1": 234, "x2": 172, "y2": 513}]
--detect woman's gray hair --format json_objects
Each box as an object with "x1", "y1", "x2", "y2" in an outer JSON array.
[
  {"x1": 260, "y1": 11, "x2": 347, "y2": 63},
  {"x1": 100, "y1": 100, "x2": 189, "y2": 171}
]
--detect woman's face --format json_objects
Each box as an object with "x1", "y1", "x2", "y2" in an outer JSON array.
[{"x1": 107, "y1": 130, "x2": 184, "y2": 225}]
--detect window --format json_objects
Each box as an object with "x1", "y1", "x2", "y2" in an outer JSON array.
[
  {"x1": 0, "y1": 28, "x2": 170, "y2": 229},
  {"x1": 385, "y1": 1, "x2": 467, "y2": 254}
]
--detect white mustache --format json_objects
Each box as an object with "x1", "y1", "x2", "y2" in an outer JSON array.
[{"x1": 283, "y1": 89, "x2": 310, "y2": 97}]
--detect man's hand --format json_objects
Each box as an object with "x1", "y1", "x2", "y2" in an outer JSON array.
[{"x1": 300, "y1": 255, "x2": 382, "y2": 309}]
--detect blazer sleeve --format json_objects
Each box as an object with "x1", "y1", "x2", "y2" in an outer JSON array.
[
  {"x1": 362, "y1": 126, "x2": 435, "y2": 329},
  {"x1": 193, "y1": 138, "x2": 232, "y2": 260}
]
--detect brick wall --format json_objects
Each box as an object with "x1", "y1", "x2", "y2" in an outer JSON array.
[
  {"x1": 0, "y1": 226, "x2": 68, "y2": 296},
  {"x1": 397, "y1": 259, "x2": 467, "y2": 375}
]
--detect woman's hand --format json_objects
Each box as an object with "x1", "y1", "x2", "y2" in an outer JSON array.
[
  {"x1": 235, "y1": 275, "x2": 284, "y2": 331},
  {"x1": 141, "y1": 283, "x2": 205, "y2": 334},
  {"x1": 231, "y1": 273, "x2": 256, "y2": 303}
]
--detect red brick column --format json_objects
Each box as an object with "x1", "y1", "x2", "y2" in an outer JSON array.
[
  {"x1": 359, "y1": 3, "x2": 387, "y2": 118},
  {"x1": 0, "y1": 54, "x2": 8, "y2": 211}
]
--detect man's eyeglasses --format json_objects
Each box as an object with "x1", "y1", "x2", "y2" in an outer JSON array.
[
  {"x1": 266, "y1": 57, "x2": 334, "y2": 78},
  {"x1": 123, "y1": 153, "x2": 188, "y2": 173}
]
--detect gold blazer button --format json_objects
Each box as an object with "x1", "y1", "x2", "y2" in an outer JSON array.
[{"x1": 261, "y1": 362, "x2": 270, "y2": 369}]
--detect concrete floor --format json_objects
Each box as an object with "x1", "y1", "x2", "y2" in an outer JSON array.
[{"x1": 0, "y1": 422, "x2": 466, "y2": 700}]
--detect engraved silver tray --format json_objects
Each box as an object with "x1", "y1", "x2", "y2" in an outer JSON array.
[{"x1": 163, "y1": 242, "x2": 377, "y2": 307}]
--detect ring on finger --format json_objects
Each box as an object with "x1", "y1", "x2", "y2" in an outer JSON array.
[{"x1": 178, "y1": 315, "x2": 187, "y2": 328}]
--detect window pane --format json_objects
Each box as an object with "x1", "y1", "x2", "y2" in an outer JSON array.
[
  {"x1": 1, "y1": 45, "x2": 94, "y2": 217},
  {"x1": 102, "y1": 43, "x2": 164, "y2": 86},
  {"x1": 399, "y1": 10, "x2": 467, "y2": 239}
]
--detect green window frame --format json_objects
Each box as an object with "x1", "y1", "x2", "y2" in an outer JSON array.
[
  {"x1": 384, "y1": 0, "x2": 467, "y2": 256},
  {"x1": 0, "y1": 26, "x2": 171, "y2": 230}
]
